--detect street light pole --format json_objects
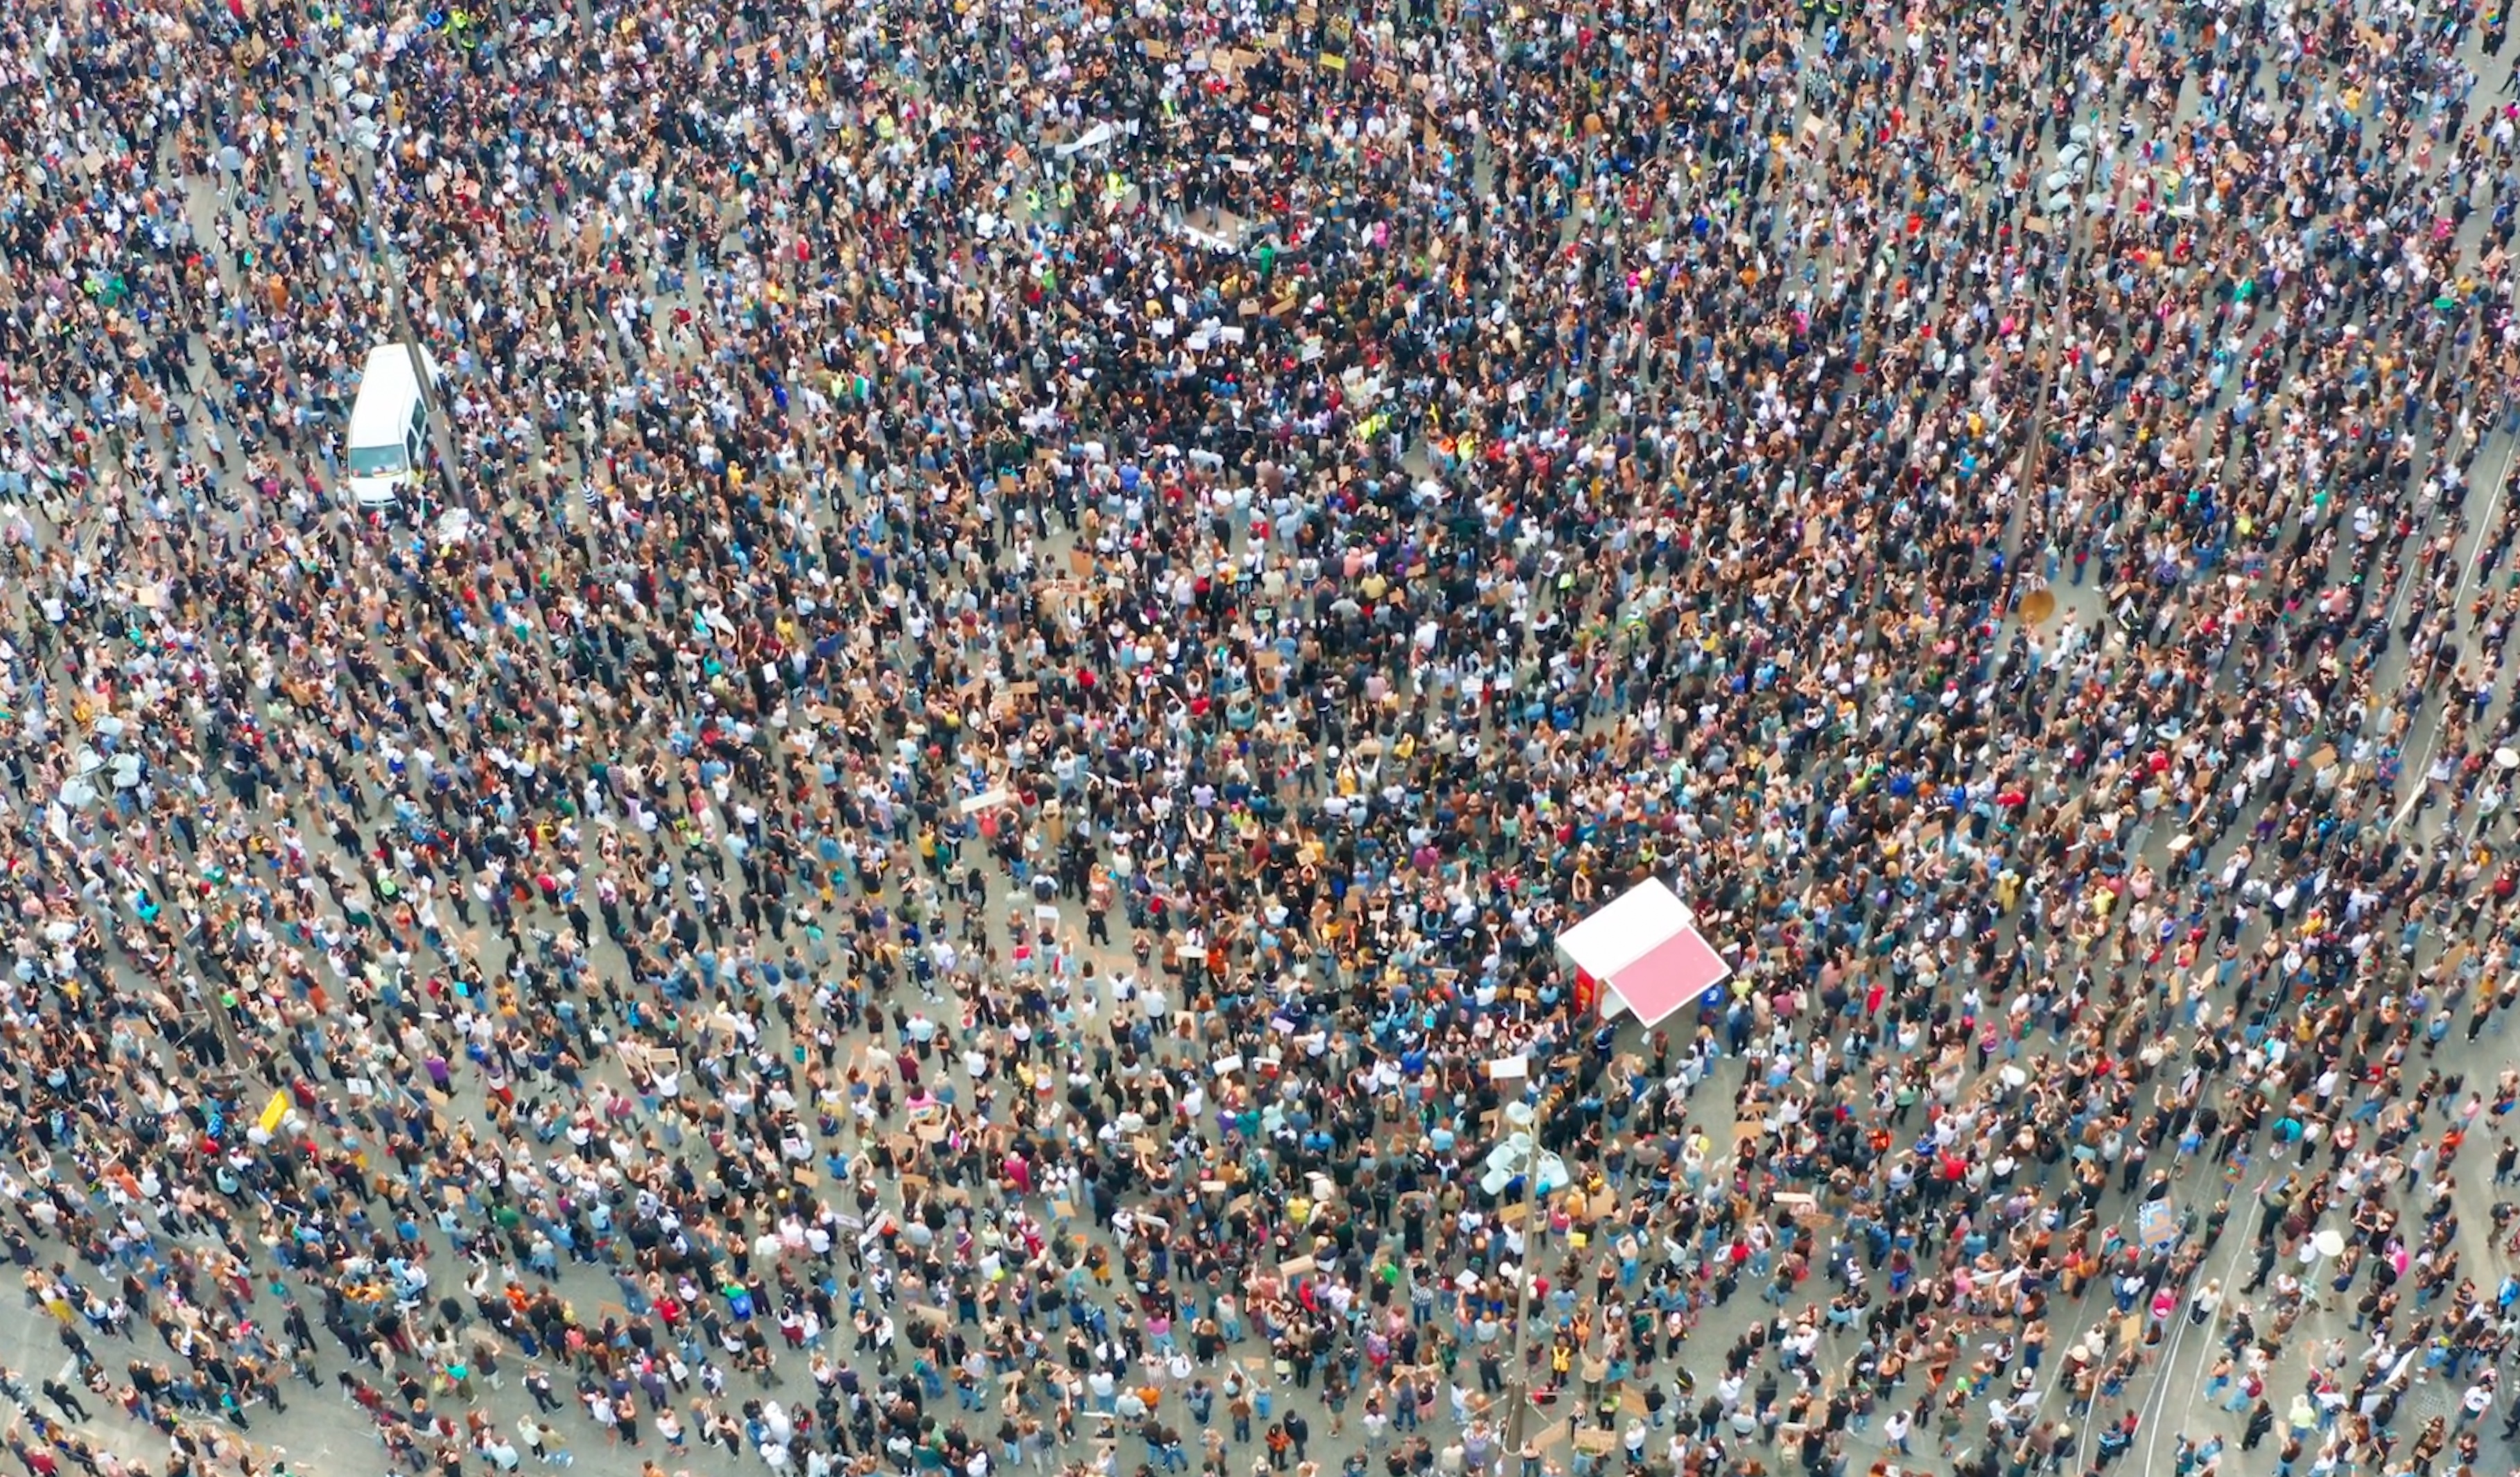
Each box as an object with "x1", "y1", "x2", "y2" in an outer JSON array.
[
  {"x1": 2008, "y1": 115, "x2": 2099, "y2": 570},
  {"x1": 374, "y1": 225, "x2": 461, "y2": 512},
  {"x1": 315, "y1": 21, "x2": 468, "y2": 515},
  {"x1": 1501, "y1": 1089, "x2": 1549, "y2": 1454}
]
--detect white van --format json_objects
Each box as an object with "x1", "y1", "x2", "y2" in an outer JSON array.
[{"x1": 343, "y1": 342, "x2": 440, "y2": 513}]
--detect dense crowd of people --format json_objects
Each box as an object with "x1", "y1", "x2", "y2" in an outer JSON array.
[{"x1": 1, "y1": 1, "x2": 2519, "y2": 1477}]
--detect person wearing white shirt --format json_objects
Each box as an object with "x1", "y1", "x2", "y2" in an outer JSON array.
[{"x1": 2460, "y1": 1379, "x2": 2495, "y2": 1423}]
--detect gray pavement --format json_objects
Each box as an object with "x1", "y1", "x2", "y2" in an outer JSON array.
[{"x1": 10, "y1": 7, "x2": 2520, "y2": 1477}]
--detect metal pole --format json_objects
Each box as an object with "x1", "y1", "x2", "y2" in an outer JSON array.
[
  {"x1": 1502, "y1": 1088, "x2": 1547, "y2": 1453},
  {"x1": 2009, "y1": 116, "x2": 2096, "y2": 563},
  {"x1": 318, "y1": 24, "x2": 467, "y2": 514},
  {"x1": 381, "y1": 261, "x2": 462, "y2": 513},
  {"x1": 360, "y1": 134, "x2": 465, "y2": 514}
]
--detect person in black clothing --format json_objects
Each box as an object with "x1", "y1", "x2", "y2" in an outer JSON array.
[
  {"x1": 2243, "y1": 1237, "x2": 2279, "y2": 1294},
  {"x1": 283, "y1": 1300, "x2": 316, "y2": 1356},
  {"x1": 39, "y1": 1379, "x2": 88, "y2": 1423},
  {"x1": 2241, "y1": 1399, "x2": 2276, "y2": 1450}
]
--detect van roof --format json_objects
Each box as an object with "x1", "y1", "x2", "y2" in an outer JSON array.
[{"x1": 347, "y1": 344, "x2": 424, "y2": 446}]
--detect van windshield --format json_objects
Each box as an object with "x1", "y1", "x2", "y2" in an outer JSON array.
[{"x1": 347, "y1": 444, "x2": 409, "y2": 476}]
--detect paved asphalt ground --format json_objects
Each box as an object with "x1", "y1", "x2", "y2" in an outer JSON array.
[{"x1": 10, "y1": 8, "x2": 2520, "y2": 1477}]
